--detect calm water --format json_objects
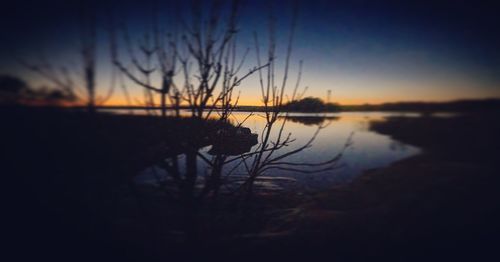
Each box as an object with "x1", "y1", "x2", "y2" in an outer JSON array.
[
  {"x1": 228, "y1": 112, "x2": 420, "y2": 189},
  {"x1": 119, "y1": 110, "x2": 422, "y2": 191}
]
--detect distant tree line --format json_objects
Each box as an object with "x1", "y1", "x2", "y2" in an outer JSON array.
[{"x1": 340, "y1": 100, "x2": 500, "y2": 113}]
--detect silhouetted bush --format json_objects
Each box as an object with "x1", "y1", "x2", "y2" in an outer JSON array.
[{"x1": 283, "y1": 97, "x2": 340, "y2": 112}]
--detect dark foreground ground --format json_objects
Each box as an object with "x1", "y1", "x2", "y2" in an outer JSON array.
[
  {"x1": 4, "y1": 107, "x2": 500, "y2": 261},
  {"x1": 289, "y1": 113, "x2": 500, "y2": 260}
]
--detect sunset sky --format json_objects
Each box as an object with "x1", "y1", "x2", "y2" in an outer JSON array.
[{"x1": 1, "y1": 0, "x2": 499, "y2": 105}]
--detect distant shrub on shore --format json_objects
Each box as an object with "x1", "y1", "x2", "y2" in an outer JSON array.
[{"x1": 283, "y1": 97, "x2": 340, "y2": 112}]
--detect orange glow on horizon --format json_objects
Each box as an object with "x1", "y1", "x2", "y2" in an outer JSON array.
[{"x1": 101, "y1": 95, "x2": 500, "y2": 107}]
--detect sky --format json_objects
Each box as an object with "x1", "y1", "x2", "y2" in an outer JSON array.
[{"x1": 1, "y1": 0, "x2": 499, "y2": 105}]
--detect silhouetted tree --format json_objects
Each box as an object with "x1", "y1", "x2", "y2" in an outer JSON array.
[
  {"x1": 19, "y1": 3, "x2": 114, "y2": 112},
  {"x1": 0, "y1": 75, "x2": 76, "y2": 106},
  {"x1": 0, "y1": 75, "x2": 29, "y2": 105},
  {"x1": 178, "y1": 0, "x2": 267, "y2": 119},
  {"x1": 110, "y1": 10, "x2": 177, "y2": 117},
  {"x1": 216, "y1": 3, "x2": 351, "y2": 196}
]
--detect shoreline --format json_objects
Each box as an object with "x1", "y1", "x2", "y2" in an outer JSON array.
[
  {"x1": 284, "y1": 113, "x2": 500, "y2": 259},
  {"x1": 6, "y1": 97, "x2": 500, "y2": 114}
]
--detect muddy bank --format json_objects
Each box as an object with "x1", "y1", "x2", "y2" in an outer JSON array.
[{"x1": 287, "y1": 114, "x2": 500, "y2": 260}]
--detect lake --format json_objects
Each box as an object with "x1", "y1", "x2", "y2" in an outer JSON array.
[{"x1": 119, "y1": 110, "x2": 423, "y2": 191}]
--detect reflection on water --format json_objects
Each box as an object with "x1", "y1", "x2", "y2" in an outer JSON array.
[{"x1": 130, "y1": 110, "x2": 420, "y2": 191}]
